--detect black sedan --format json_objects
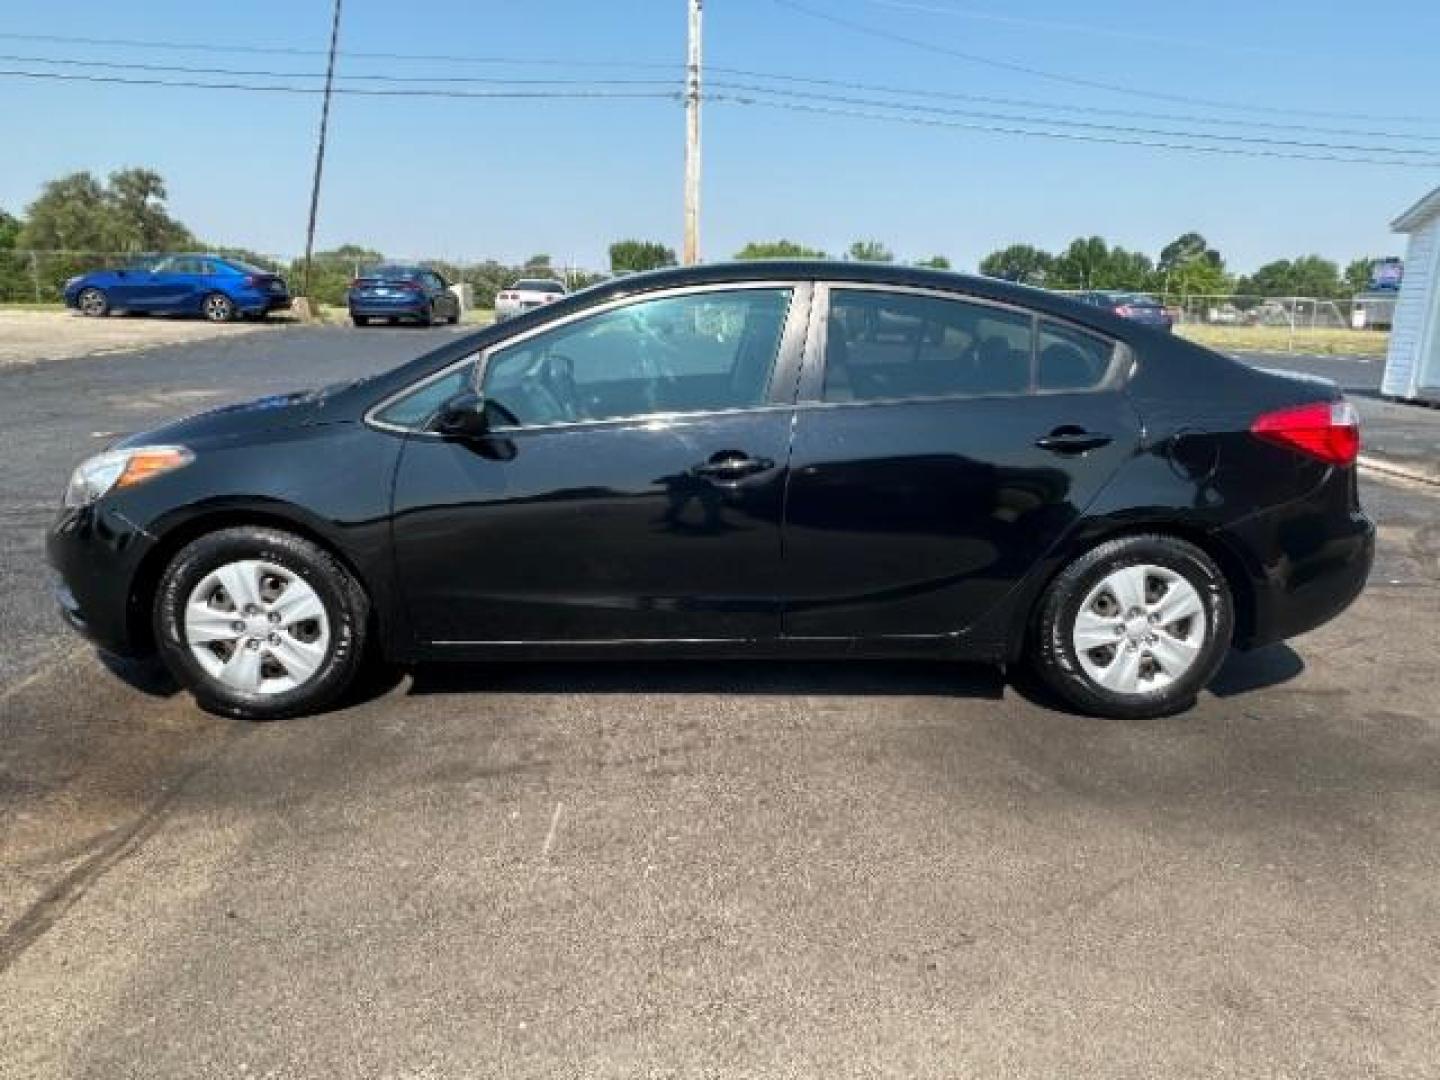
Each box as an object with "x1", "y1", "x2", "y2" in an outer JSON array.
[{"x1": 48, "y1": 262, "x2": 1373, "y2": 721}]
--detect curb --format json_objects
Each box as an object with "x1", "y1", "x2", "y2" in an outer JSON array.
[{"x1": 1358, "y1": 453, "x2": 1440, "y2": 488}]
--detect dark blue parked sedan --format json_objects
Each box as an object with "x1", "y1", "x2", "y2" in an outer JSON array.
[
  {"x1": 347, "y1": 265, "x2": 462, "y2": 327},
  {"x1": 64, "y1": 255, "x2": 291, "y2": 322}
]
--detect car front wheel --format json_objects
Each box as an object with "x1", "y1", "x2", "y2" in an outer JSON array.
[
  {"x1": 1028, "y1": 534, "x2": 1233, "y2": 719},
  {"x1": 153, "y1": 526, "x2": 369, "y2": 720},
  {"x1": 77, "y1": 288, "x2": 110, "y2": 317}
]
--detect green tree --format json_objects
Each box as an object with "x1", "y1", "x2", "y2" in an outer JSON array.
[
  {"x1": 1344, "y1": 257, "x2": 1375, "y2": 296},
  {"x1": 847, "y1": 240, "x2": 893, "y2": 263},
  {"x1": 1157, "y1": 231, "x2": 1230, "y2": 297},
  {"x1": 733, "y1": 239, "x2": 827, "y2": 260},
  {"x1": 914, "y1": 255, "x2": 951, "y2": 270},
  {"x1": 608, "y1": 239, "x2": 677, "y2": 274},
  {"x1": 1050, "y1": 237, "x2": 1154, "y2": 291},
  {"x1": 978, "y1": 243, "x2": 1053, "y2": 286},
  {"x1": 0, "y1": 208, "x2": 19, "y2": 250},
  {"x1": 1236, "y1": 255, "x2": 1342, "y2": 298},
  {"x1": 18, "y1": 168, "x2": 194, "y2": 254}
]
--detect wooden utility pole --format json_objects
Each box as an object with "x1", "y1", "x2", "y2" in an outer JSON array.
[
  {"x1": 302, "y1": 0, "x2": 344, "y2": 301},
  {"x1": 683, "y1": 0, "x2": 703, "y2": 265}
]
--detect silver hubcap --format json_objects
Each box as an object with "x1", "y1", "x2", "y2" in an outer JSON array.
[
  {"x1": 184, "y1": 560, "x2": 330, "y2": 695},
  {"x1": 80, "y1": 289, "x2": 105, "y2": 315},
  {"x1": 205, "y1": 295, "x2": 231, "y2": 320},
  {"x1": 1072, "y1": 563, "x2": 1207, "y2": 696}
]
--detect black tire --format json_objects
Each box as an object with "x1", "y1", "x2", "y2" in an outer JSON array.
[
  {"x1": 416, "y1": 304, "x2": 434, "y2": 327},
  {"x1": 1027, "y1": 534, "x2": 1233, "y2": 719},
  {"x1": 448, "y1": 307, "x2": 461, "y2": 325},
  {"x1": 77, "y1": 287, "x2": 110, "y2": 317},
  {"x1": 201, "y1": 292, "x2": 236, "y2": 323},
  {"x1": 352, "y1": 314, "x2": 370, "y2": 327},
  {"x1": 153, "y1": 526, "x2": 369, "y2": 721}
]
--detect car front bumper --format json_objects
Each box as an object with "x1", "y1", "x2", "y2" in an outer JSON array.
[{"x1": 46, "y1": 503, "x2": 157, "y2": 657}]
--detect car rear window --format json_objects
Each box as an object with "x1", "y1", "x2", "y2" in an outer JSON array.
[
  {"x1": 1037, "y1": 321, "x2": 1119, "y2": 392},
  {"x1": 824, "y1": 290, "x2": 1034, "y2": 401}
]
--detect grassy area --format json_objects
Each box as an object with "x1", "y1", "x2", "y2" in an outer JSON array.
[
  {"x1": 1179, "y1": 323, "x2": 1389, "y2": 357},
  {"x1": 0, "y1": 302, "x2": 66, "y2": 312}
]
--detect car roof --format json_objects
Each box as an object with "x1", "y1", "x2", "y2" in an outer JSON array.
[{"x1": 582, "y1": 261, "x2": 1124, "y2": 328}]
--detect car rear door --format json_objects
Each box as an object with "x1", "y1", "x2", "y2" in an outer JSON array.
[
  {"x1": 780, "y1": 284, "x2": 1140, "y2": 640},
  {"x1": 386, "y1": 282, "x2": 810, "y2": 647}
]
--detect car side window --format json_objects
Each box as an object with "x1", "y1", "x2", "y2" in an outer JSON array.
[
  {"x1": 373, "y1": 365, "x2": 473, "y2": 430},
  {"x1": 1037, "y1": 320, "x2": 1118, "y2": 392},
  {"x1": 480, "y1": 288, "x2": 793, "y2": 428},
  {"x1": 823, "y1": 290, "x2": 1034, "y2": 402}
]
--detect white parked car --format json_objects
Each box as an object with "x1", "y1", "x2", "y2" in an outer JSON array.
[{"x1": 494, "y1": 278, "x2": 567, "y2": 321}]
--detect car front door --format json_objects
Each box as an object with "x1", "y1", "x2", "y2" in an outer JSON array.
[
  {"x1": 780, "y1": 284, "x2": 1141, "y2": 641},
  {"x1": 117, "y1": 256, "x2": 176, "y2": 310},
  {"x1": 386, "y1": 282, "x2": 809, "y2": 648}
]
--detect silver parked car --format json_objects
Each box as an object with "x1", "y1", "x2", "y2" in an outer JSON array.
[{"x1": 494, "y1": 278, "x2": 567, "y2": 321}]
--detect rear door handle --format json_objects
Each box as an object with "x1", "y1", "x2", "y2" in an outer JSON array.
[
  {"x1": 690, "y1": 451, "x2": 775, "y2": 480},
  {"x1": 1035, "y1": 428, "x2": 1113, "y2": 455}
]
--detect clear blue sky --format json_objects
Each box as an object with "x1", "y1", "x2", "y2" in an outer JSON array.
[{"x1": 2, "y1": 0, "x2": 1438, "y2": 272}]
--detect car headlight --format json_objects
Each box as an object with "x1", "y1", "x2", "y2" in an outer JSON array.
[{"x1": 63, "y1": 446, "x2": 194, "y2": 508}]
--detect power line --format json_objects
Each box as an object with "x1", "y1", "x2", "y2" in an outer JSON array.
[
  {"x1": 768, "y1": 0, "x2": 1440, "y2": 124},
  {"x1": 5, "y1": 65, "x2": 1436, "y2": 168},
  {"x1": 707, "y1": 64, "x2": 1440, "y2": 140},
  {"x1": 712, "y1": 94, "x2": 1440, "y2": 169},
  {"x1": 0, "y1": 52, "x2": 680, "y2": 87},
  {"x1": 5, "y1": 26, "x2": 1436, "y2": 134},
  {"x1": 709, "y1": 82, "x2": 1440, "y2": 158},
  {"x1": 0, "y1": 68, "x2": 680, "y2": 100},
  {"x1": 9, "y1": 45, "x2": 1437, "y2": 144},
  {"x1": 0, "y1": 30, "x2": 680, "y2": 70}
]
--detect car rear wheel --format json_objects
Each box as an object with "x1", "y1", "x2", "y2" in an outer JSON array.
[
  {"x1": 352, "y1": 314, "x2": 370, "y2": 327},
  {"x1": 202, "y1": 292, "x2": 236, "y2": 323},
  {"x1": 416, "y1": 304, "x2": 433, "y2": 327},
  {"x1": 77, "y1": 288, "x2": 109, "y2": 317},
  {"x1": 1028, "y1": 534, "x2": 1233, "y2": 719},
  {"x1": 153, "y1": 526, "x2": 368, "y2": 721}
]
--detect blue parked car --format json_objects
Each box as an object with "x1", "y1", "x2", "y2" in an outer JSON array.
[
  {"x1": 64, "y1": 255, "x2": 291, "y2": 322},
  {"x1": 347, "y1": 265, "x2": 462, "y2": 327}
]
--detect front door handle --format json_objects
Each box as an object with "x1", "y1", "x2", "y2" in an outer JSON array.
[
  {"x1": 1035, "y1": 427, "x2": 1113, "y2": 455},
  {"x1": 690, "y1": 451, "x2": 775, "y2": 480}
]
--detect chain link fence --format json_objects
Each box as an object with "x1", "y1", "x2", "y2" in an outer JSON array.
[
  {"x1": 1158, "y1": 294, "x2": 1395, "y2": 332},
  {"x1": 0, "y1": 251, "x2": 609, "y2": 308}
]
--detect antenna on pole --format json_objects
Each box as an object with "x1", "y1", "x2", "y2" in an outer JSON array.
[
  {"x1": 302, "y1": 0, "x2": 344, "y2": 303},
  {"x1": 683, "y1": 0, "x2": 703, "y2": 266}
]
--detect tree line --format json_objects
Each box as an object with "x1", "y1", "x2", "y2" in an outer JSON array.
[
  {"x1": 0, "y1": 169, "x2": 1393, "y2": 306},
  {"x1": 976, "y1": 233, "x2": 1384, "y2": 300}
]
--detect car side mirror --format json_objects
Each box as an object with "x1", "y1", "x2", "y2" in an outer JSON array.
[{"x1": 431, "y1": 390, "x2": 490, "y2": 440}]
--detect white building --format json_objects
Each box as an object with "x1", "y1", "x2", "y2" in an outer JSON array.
[{"x1": 1381, "y1": 185, "x2": 1440, "y2": 402}]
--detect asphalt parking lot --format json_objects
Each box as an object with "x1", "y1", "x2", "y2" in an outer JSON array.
[{"x1": 1, "y1": 329, "x2": 1438, "y2": 1077}]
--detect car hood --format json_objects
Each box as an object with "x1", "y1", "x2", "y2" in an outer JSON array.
[{"x1": 114, "y1": 384, "x2": 347, "y2": 450}]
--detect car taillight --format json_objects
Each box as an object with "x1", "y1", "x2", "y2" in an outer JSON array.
[
  {"x1": 1114, "y1": 305, "x2": 1134, "y2": 317},
  {"x1": 500, "y1": 292, "x2": 515, "y2": 300},
  {"x1": 1250, "y1": 399, "x2": 1360, "y2": 465}
]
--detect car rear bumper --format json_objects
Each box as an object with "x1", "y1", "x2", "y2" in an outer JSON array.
[
  {"x1": 1220, "y1": 469, "x2": 1375, "y2": 649},
  {"x1": 46, "y1": 504, "x2": 156, "y2": 657},
  {"x1": 349, "y1": 299, "x2": 429, "y2": 317}
]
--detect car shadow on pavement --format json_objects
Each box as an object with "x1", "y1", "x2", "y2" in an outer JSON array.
[
  {"x1": 1208, "y1": 644, "x2": 1305, "y2": 698},
  {"x1": 98, "y1": 653, "x2": 182, "y2": 699},
  {"x1": 404, "y1": 659, "x2": 1007, "y2": 700}
]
